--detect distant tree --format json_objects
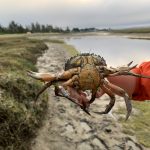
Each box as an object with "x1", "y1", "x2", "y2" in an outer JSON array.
[
  {"x1": 72, "y1": 28, "x2": 80, "y2": 32},
  {"x1": 47, "y1": 25, "x2": 53, "y2": 32},
  {"x1": 25, "y1": 25, "x2": 31, "y2": 32},
  {"x1": 35, "y1": 22, "x2": 41, "y2": 32},
  {"x1": 31, "y1": 23, "x2": 36, "y2": 33},
  {"x1": 41, "y1": 25, "x2": 46, "y2": 32},
  {"x1": 0, "y1": 21, "x2": 78, "y2": 34},
  {"x1": 65, "y1": 26, "x2": 70, "y2": 33},
  {"x1": 80, "y1": 28, "x2": 96, "y2": 32},
  {"x1": 7, "y1": 21, "x2": 26, "y2": 33},
  {"x1": 18, "y1": 25, "x2": 26, "y2": 33},
  {"x1": 8, "y1": 21, "x2": 18, "y2": 33},
  {"x1": 53, "y1": 26, "x2": 63, "y2": 32},
  {"x1": 0, "y1": 24, "x2": 4, "y2": 33}
]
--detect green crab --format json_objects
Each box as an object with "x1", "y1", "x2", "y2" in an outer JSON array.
[{"x1": 28, "y1": 53, "x2": 150, "y2": 120}]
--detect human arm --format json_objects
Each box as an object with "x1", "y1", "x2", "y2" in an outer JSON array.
[{"x1": 96, "y1": 61, "x2": 150, "y2": 101}]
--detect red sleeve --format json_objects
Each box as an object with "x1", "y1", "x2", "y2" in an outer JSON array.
[{"x1": 132, "y1": 61, "x2": 150, "y2": 101}]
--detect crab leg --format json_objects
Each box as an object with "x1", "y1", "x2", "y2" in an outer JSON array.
[
  {"x1": 89, "y1": 89, "x2": 97, "y2": 104},
  {"x1": 109, "y1": 71, "x2": 150, "y2": 79},
  {"x1": 103, "y1": 80, "x2": 132, "y2": 120},
  {"x1": 94, "y1": 84, "x2": 115, "y2": 115},
  {"x1": 106, "y1": 61, "x2": 150, "y2": 79},
  {"x1": 35, "y1": 81, "x2": 58, "y2": 101}
]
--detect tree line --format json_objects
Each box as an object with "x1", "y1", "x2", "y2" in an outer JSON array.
[{"x1": 0, "y1": 21, "x2": 99, "y2": 34}]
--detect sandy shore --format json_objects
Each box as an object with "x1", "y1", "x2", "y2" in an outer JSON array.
[{"x1": 31, "y1": 42, "x2": 147, "y2": 150}]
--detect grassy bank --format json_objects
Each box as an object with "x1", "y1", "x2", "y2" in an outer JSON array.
[
  {"x1": 46, "y1": 38, "x2": 78, "y2": 55},
  {"x1": 118, "y1": 101, "x2": 150, "y2": 148},
  {"x1": 0, "y1": 36, "x2": 48, "y2": 149},
  {"x1": 111, "y1": 27, "x2": 150, "y2": 34}
]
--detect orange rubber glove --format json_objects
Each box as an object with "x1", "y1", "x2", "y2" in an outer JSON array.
[{"x1": 132, "y1": 61, "x2": 150, "y2": 101}]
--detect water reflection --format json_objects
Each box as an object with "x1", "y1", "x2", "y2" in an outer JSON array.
[{"x1": 66, "y1": 35, "x2": 150, "y2": 67}]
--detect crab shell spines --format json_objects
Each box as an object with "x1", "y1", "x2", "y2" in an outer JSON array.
[{"x1": 64, "y1": 53, "x2": 107, "y2": 70}]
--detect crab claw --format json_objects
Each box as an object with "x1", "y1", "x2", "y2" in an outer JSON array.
[
  {"x1": 55, "y1": 85, "x2": 91, "y2": 116},
  {"x1": 118, "y1": 61, "x2": 138, "y2": 72},
  {"x1": 108, "y1": 62, "x2": 138, "y2": 77},
  {"x1": 27, "y1": 70, "x2": 56, "y2": 82},
  {"x1": 27, "y1": 70, "x2": 43, "y2": 80},
  {"x1": 108, "y1": 62, "x2": 150, "y2": 79},
  {"x1": 27, "y1": 70, "x2": 59, "y2": 101}
]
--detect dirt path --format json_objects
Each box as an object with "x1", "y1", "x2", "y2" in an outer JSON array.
[{"x1": 31, "y1": 42, "x2": 147, "y2": 150}]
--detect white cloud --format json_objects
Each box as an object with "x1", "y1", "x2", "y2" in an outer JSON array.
[{"x1": 0, "y1": 0, "x2": 150, "y2": 28}]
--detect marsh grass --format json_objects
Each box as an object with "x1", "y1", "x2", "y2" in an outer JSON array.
[
  {"x1": 62, "y1": 43, "x2": 78, "y2": 56},
  {"x1": 117, "y1": 101, "x2": 150, "y2": 148},
  {"x1": 111, "y1": 27, "x2": 150, "y2": 33},
  {"x1": 0, "y1": 36, "x2": 48, "y2": 149}
]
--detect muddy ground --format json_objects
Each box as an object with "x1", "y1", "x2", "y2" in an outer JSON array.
[{"x1": 31, "y1": 42, "x2": 148, "y2": 150}]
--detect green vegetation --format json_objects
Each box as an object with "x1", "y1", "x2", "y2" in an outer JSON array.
[
  {"x1": 44, "y1": 38, "x2": 78, "y2": 55},
  {"x1": 0, "y1": 21, "x2": 66, "y2": 34},
  {"x1": 62, "y1": 43, "x2": 78, "y2": 56},
  {"x1": 0, "y1": 20, "x2": 99, "y2": 34},
  {"x1": 117, "y1": 101, "x2": 150, "y2": 148},
  {"x1": 0, "y1": 36, "x2": 48, "y2": 149},
  {"x1": 111, "y1": 27, "x2": 150, "y2": 33}
]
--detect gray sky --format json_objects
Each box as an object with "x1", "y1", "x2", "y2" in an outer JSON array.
[{"x1": 1, "y1": 0, "x2": 150, "y2": 28}]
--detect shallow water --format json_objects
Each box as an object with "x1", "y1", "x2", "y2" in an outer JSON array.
[{"x1": 66, "y1": 35, "x2": 150, "y2": 67}]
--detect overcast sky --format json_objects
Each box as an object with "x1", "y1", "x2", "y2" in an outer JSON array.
[{"x1": 1, "y1": 0, "x2": 150, "y2": 29}]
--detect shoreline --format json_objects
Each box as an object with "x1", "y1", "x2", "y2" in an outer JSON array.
[
  {"x1": 1, "y1": 31, "x2": 150, "y2": 40},
  {"x1": 28, "y1": 31, "x2": 150, "y2": 40}
]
